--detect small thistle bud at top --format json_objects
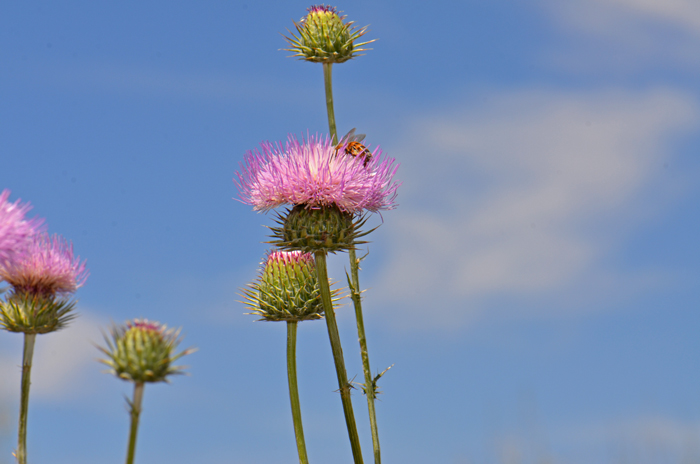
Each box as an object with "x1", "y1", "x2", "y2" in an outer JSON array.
[
  {"x1": 0, "y1": 233, "x2": 87, "y2": 334},
  {"x1": 242, "y1": 250, "x2": 340, "y2": 322},
  {"x1": 283, "y1": 5, "x2": 374, "y2": 64},
  {"x1": 98, "y1": 319, "x2": 194, "y2": 384}
]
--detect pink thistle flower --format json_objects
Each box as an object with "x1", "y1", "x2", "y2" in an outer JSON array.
[
  {"x1": 307, "y1": 4, "x2": 337, "y2": 14},
  {"x1": 0, "y1": 190, "x2": 44, "y2": 265},
  {"x1": 126, "y1": 318, "x2": 164, "y2": 334},
  {"x1": 1, "y1": 233, "x2": 88, "y2": 297},
  {"x1": 235, "y1": 134, "x2": 400, "y2": 214}
]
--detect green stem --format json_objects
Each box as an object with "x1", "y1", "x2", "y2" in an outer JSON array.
[
  {"x1": 16, "y1": 333, "x2": 36, "y2": 464},
  {"x1": 348, "y1": 248, "x2": 381, "y2": 464},
  {"x1": 314, "y1": 251, "x2": 364, "y2": 464},
  {"x1": 322, "y1": 63, "x2": 338, "y2": 144},
  {"x1": 125, "y1": 382, "x2": 145, "y2": 464},
  {"x1": 287, "y1": 321, "x2": 309, "y2": 464},
  {"x1": 321, "y1": 57, "x2": 381, "y2": 463}
]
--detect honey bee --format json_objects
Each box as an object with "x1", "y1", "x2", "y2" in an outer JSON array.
[{"x1": 335, "y1": 128, "x2": 372, "y2": 166}]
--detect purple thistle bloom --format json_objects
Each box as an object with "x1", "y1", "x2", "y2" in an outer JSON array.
[
  {"x1": 127, "y1": 318, "x2": 164, "y2": 334},
  {"x1": 266, "y1": 250, "x2": 314, "y2": 267},
  {"x1": 235, "y1": 134, "x2": 400, "y2": 214},
  {"x1": 307, "y1": 4, "x2": 338, "y2": 15},
  {"x1": 0, "y1": 190, "x2": 44, "y2": 266},
  {"x1": 1, "y1": 232, "x2": 89, "y2": 297}
]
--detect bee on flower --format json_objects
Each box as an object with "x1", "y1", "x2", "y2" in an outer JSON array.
[
  {"x1": 235, "y1": 133, "x2": 398, "y2": 214},
  {"x1": 335, "y1": 128, "x2": 372, "y2": 167},
  {"x1": 234, "y1": 133, "x2": 400, "y2": 253}
]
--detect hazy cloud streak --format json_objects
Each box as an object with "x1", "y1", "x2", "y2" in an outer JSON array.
[{"x1": 374, "y1": 88, "x2": 698, "y2": 327}]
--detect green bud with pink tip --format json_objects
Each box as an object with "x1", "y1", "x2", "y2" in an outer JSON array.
[
  {"x1": 98, "y1": 318, "x2": 194, "y2": 464},
  {"x1": 242, "y1": 250, "x2": 341, "y2": 321},
  {"x1": 284, "y1": 5, "x2": 374, "y2": 64},
  {"x1": 98, "y1": 319, "x2": 194, "y2": 384}
]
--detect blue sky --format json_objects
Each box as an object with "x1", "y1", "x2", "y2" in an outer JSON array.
[{"x1": 1, "y1": 1, "x2": 700, "y2": 463}]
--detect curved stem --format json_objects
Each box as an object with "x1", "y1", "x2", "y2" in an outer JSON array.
[
  {"x1": 323, "y1": 63, "x2": 338, "y2": 144},
  {"x1": 314, "y1": 251, "x2": 364, "y2": 464},
  {"x1": 287, "y1": 321, "x2": 309, "y2": 464},
  {"x1": 348, "y1": 249, "x2": 381, "y2": 463},
  {"x1": 16, "y1": 333, "x2": 36, "y2": 464},
  {"x1": 125, "y1": 382, "x2": 145, "y2": 464}
]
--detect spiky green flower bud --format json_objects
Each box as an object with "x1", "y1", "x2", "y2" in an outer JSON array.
[
  {"x1": 0, "y1": 291, "x2": 76, "y2": 334},
  {"x1": 242, "y1": 250, "x2": 339, "y2": 322},
  {"x1": 269, "y1": 205, "x2": 372, "y2": 253},
  {"x1": 283, "y1": 5, "x2": 374, "y2": 64},
  {"x1": 98, "y1": 319, "x2": 194, "y2": 384}
]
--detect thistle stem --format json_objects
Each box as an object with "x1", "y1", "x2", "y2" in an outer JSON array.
[
  {"x1": 125, "y1": 382, "x2": 145, "y2": 464},
  {"x1": 16, "y1": 333, "x2": 36, "y2": 464},
  {"x1": 322, "y1": 63, "x2": 338, "y2": 144},
  {"x1": 314, "y1": 251, "x2": 364, "y2": 464},
  {"x1": 322, "y1": 58, "x2": 382, "y2": 463},
  {"x1": 348, "y1": 249, "x2": 382, "y2": 463},
  {"x1": 287, "y1": 321, "x2": 309, "y2": 464},
  {"x1": 321, "y1": 55, "x2": 382, "y2": 464}
]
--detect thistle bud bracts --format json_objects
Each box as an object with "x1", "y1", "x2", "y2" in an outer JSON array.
[
  {"x1": 269, "y1": 205, "x2": 372, "y2": 253},
  {"x1": 243, "y1": 250, "x2": 336, "y2": 322},
  {"x1": 0, "y1": 292, "x2": 76, "y2": 334},
  {"x1": 284, "y1": 5, "x2": 373, "y2": 64},
  {"x1": 98, "y1": 319, "x2": 194, "y2": 384}
]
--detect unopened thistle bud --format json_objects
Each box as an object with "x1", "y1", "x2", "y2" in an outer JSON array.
[
  {"x1": 283, "y1": 5, "x2": 374, "y2": 64},
  {"x1": 98, "y1": 319, "x2": 194, "y2": 384},
  {"x1": 269, "y1": 205, "x2": 372, "y2": 253},
  {"x1": 243, "y1": 250, "x2": 340, "y2": 322}
]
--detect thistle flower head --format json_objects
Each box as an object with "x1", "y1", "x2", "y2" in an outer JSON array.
[
  {"x1": 242, "y1": 250, "x2": 338, "y2": 322},
  {"x1": 283, "y1": 5, "x2": 374, "y2": 63},
  {"x1": 235, "y1": 134, "x2": 399, "y2": 214},
  {"x1": 98, "y1": 318, "x2": 195, "y2": 384},
  {"x1": 1, "y1": 233, "x2": 88, "y2": 298},
  {"x1": 0, "y1": 190, "x2": 44, "y2": 266}
]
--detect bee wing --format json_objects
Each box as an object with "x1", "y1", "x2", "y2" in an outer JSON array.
[
  {"x1": 352, "y1": 132, "x2": 366, "y2": 143},
  {"x1": 340, "y1": 128, "x2": 367, "y2": 144},
  {"x1": 340, "y1": 128, "x2": 356, "y2": 144}
]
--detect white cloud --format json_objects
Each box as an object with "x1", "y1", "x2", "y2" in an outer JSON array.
[
  {"x1": 544, "y1": 0, "x2": 700, "y2": 69},
  {"x1": 0, "y1": 312, "x2": 105, "y2": 403},
  {"x1": 373, "y1": 88, "x2": 698, "y2": 327},
  {"x1": 551, "y1": 415, "x2": 700, "y2": 463},
  {"x1": 565, "y1": 0, "x2": 700, "y2": 33},
  {"x1": 569, "y1": 415, "x2": 700, "y2": 448},
  {"x1": 489, "y1": 415, "x2": 700, "y2": 464}
]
